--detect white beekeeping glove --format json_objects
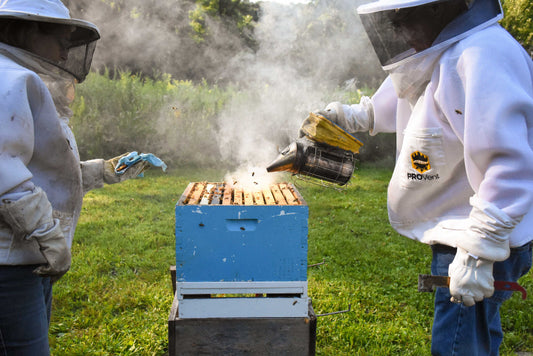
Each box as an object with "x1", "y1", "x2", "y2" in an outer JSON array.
[
  {"x1": 448, "y1": 195, "x2": 519, "y2": 306},
  {"x1": 448, "y1": 247, "x2": 495, "y2": 306},
  {"x1": 0, "y1": 187, "x2": 71, "y2": 279},
  {"x1": 316, "y1": 97, "x2": 374, "y2": 133}
]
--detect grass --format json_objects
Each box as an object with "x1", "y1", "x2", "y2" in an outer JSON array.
[{"x1": 49, "y1": 167, "x2": 533, "y2": 355}]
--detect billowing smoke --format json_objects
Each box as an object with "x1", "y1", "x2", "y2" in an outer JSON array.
[
  {"x1": 215, "y1": 0, "x2": 381, "y2": 186},
  {"x1": 66, "y1": 0, "x2": 383, "y2": 185}
]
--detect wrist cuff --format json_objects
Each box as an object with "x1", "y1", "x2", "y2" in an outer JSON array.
[
  {"x1": 456, "y1": 195, "x2": 518, "y2": 261},
  {"x1": 80, "y1": 159, "x2": 105, "y2": 192}
]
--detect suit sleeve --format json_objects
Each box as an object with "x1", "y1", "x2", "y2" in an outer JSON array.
[{"x1": 0, "y1": 72, "x2": 44, "y2": 196}]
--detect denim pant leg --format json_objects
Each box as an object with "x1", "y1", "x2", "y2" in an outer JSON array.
[
  {"x1": 430, "y1": 243, "x2": 532, "y2": 356},
  {"x1": 0, "y1": 265, "x2": 52, "y2": 356}
]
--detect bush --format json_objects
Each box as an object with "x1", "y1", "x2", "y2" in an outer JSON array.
[
  {"x1": 71, "y1": 72, "x2": 395, "y2": 169},
  {"x1": 71, "y1": 71, "x2": 236, "y2": 167},
  {"x1": 501, "y1": 0, "x2": 533, "y2": 55}
]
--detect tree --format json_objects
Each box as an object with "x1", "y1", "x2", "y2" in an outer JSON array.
[
  {"x1": 63, "y1": 0, "x2": 259, "y2": 82},
  {"x1": 189, "y1": 0, "x2": 259, "y2": 50},
  {"x1": 501, "y1": 0, "x2": 533, "y2": 55}
]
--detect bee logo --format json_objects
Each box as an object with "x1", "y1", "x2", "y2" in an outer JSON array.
[{"x1": 411, "y1": 151, "x2": 431, "y2": 173}]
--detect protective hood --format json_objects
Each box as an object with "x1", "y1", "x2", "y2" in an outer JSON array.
[
  {"x1": 358, "y1": 0, "x2": 474, "y2": 13},
  {"x1": 357, "y1": 0, "x2": 502, "y2": 100},
  {"x1": 0, "y1": 0, "x2": 100, "y2": 82},
  {"x1": 357, "y1": 0, "x2": 502, "y2": 68}
]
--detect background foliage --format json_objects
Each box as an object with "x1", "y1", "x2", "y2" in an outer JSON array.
[
  {"x1": 63, "y1": 0, "x2": 532, "y2": 86},
  {"x1": 501, "y1": 0, "x2": 533, "y2": 54},
  {"x1": 71, "y1": 72, "x2": 396, "y2": 167},
  {"x1": 67, "y1": 0, "x2": 530, "y2": 167},
  {"x1": 71, "y1": 71, "x2": 238, "y2": 167}
]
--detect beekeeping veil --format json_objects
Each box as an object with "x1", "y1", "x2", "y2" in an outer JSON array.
[
  {"x1": 357, "y1": 0, "x2": 503, "y2": 100},
  {"x1": 0, "y1": 0, "x2": 100, "y2": 83}
]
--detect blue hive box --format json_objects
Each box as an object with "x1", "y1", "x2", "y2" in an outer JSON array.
[{"x1": 175, "y1": 182, "x2": 308, "y2": 283}]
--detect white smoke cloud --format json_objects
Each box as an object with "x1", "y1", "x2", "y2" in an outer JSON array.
[
  {"x1": 69, "y1": 0, "x2": 382, "y2": 184},
  {"x1": 215, "y1": 0, "x2": 380, "y2": 184}
]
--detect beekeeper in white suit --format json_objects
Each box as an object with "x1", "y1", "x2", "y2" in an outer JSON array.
[
  {"x1": 308, "y1": 0, "x2": 533, "y2": 353},
  {"x1": 0, "y1": 0, "x2": 151, "y2": 354}
]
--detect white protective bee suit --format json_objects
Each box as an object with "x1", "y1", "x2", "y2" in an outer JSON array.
[
  {"x1": 313, "y1": 0, "x2": 533, "y2": 352},
  {"x1": 0, "y1": 1, "x2": 146, "y2": 273},
  {"x1": 326, "y1": 0, "x2": 533, "y2": 269},
  {"x1": 0, "y1": 1, "x2": 154, "y2": 354}
]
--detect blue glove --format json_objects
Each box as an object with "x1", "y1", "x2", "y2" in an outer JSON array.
[
  {"x1": 115, "y1": 151, "x2": 167, "y2": 177},
  {"x1": 104, "y1": 151, "x2": 167, "y2": 184}
]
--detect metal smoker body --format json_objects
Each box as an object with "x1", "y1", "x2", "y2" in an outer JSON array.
[
  {"x1": 267, "y1": 113, "x2": 363, "y2": 186},
  {"x1": 267, "y1": 138, "x2": 356, "y2": 185}
]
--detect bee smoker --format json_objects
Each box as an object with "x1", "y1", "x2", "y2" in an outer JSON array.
[
  {"x1": 266, "y1": 113, "x2": 363, "y2": 186},
  {"x1": 266, "y1": 137, "x2": 356, "y2": 186}
]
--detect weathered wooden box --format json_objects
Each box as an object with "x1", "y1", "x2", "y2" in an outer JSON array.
[{"x1": 168, "y1": 294, "x2": 317, "y2": 355}]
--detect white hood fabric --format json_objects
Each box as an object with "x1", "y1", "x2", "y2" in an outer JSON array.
[
  {"x1": 368, "y1": 0, "x2": 503, "y2": 102},
  {"x1": 357, "y1": 0, "x2": 451, "y2": 13},
  {"x1": 0, "y1": 0, "x2": 70, "y2": 18},
  {"x1": 0, "y1": 0, "x2": 99, "y2": 40}
]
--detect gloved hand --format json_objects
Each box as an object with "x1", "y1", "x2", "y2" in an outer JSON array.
[
  {"x1": 103, "y1": 152, "x2": 150, "y2": 184},
  {"x1": 316, "y1": 101, "x2": 346, "y2": 127},
  {"x1": 300, "y1": 97, "x2": 374, "y2": 136},
  {"x1": 32, "y1": 219, "x2": 72, "y2": 280},
  {"x1": 448, "y1": 247, "x2": 494, "y2": 306},
  {"x1": 0, "y1": 187, "x2": 71, "y2": 279},
  {"x1": 424, "y1": 195, "x2": 519, "y2": 306}
]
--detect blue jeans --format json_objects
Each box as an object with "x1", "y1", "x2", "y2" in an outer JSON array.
[
  {"x1": 430, "y1": 242, "x2": 532, "y2": 356},
  {"x1": 0, "y1": 265, "x2": 52, "y2": 356}
]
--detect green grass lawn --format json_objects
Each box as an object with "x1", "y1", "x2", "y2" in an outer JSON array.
[{"x1": 50, "y1": 167, "x2": 533, "y2": 355}]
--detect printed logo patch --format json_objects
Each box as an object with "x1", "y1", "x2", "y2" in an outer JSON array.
[{"x1": 411, "y1": 151, "x2": 430, "y2": 174}]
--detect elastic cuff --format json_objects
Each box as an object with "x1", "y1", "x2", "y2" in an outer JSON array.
[
  {"x1": 80, "y1": 159, "x2": 105, "y2": 193},
  {"x1": 457, "y1": 234, "x2": 510, "y2": 262},
  {"x1": 360, "y1": 96, "x2": 374, "y2": 129}
]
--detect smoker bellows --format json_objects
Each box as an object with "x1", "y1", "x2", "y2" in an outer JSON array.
[{"x1": 175, "y1": 182, "x2": 309, "y2": 318}]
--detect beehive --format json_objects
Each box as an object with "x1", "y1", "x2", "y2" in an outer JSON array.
[
  {"x1": 175, "y1": 182, "x2": 309, "y2": 318},
  {"x1": 175, "y1": 182, "x2": 308, "y2": 282}
]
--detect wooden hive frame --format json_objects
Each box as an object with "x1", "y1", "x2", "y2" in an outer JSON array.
[{"x1": 180, "y1": 182, "x2": 304, "y2": 206}]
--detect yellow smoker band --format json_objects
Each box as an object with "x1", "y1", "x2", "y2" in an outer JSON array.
[{"x1": 299, "y1": 112, "x2": 363, "y2": 154}]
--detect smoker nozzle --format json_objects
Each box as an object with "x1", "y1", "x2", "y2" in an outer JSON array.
[{"x1": 266, "y1": 141, "x2": 301, "y2": 174}]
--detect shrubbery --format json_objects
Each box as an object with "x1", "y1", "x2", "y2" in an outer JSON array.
[
  {"x1": 502, "y1": 0, "x2": 533, "y2": 54},
  {"x1": 71, "y1": 71, "x2": 238, "y2": 168},
  {"x1": 68, "y1": 0, "x2": 529, "y2": 171},
  {"x1": 71, "y1": 71, "x2": 396, "y2": 169}
]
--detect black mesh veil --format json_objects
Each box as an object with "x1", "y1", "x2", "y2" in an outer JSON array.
[
  {"x1": 0, "y1": 10, "x2": 100, "y2": 82},
  {"x1": 357, "y1": 0, "x2": 502, "y2": 67}
]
